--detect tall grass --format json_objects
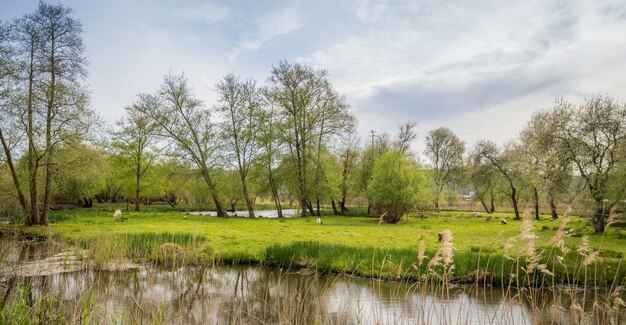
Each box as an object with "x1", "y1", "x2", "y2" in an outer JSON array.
[{"x1": 76, "y1": 232, "x2": 211, "y2": 266}]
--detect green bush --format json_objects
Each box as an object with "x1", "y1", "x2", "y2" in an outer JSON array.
[{"x1": 366, "y1": 151, "x2": 427, "y2": 223}]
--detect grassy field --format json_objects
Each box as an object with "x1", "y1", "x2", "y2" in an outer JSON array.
[{"x1": 11, "y1": 205, "x2": 626, "y2": 285}]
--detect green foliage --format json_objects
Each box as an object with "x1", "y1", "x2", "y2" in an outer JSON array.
[{"x1": 366, "y1": 151, "x2": 427, "y2": 223}]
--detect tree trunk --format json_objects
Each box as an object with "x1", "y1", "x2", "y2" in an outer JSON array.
[
  {"x1": 0, "y1": 129, "x2": 30, "y2": 225},
  {"x1": 511, "y1": 185, "x2": 520, "y2": 220},
  {"x1": 533, "y1": 187, "x2": 540, "y2": 221},
  {"x1": 316, "y1": 198, "x2": 321, "y2": 216},
  {"x1": 201, "y1": 168, "x2": 227, "y2": 217},
  {"x1": 331, "y1": 199, "x2": 339, "y2": 215},
  {"x1": 489, "y1": 189, "x2": 495, "y2": 213},
  {"x1": 268, "y1": 167, "x2": 283, "y2": 218},
  {"x1": 134, "y1": 163, "x2": 141, "y2": 212},
  {"x1": 478, "y1": 197, "x2": 490, "y2": 214},
  {"x1": 367, "y1": 204, "x2": 372, "y2": 216},
  {"x1": 241, "y1": 179, "x2": 255, "y2": 218},
  {"x1": 591, "y1": 201, "x2": 606, "y2": 233},
  {"x1": 307, "y1": 200, "x2": 315, "y2": 216},
  {"x1": 27, "y1": 40, "x2": 38, "y2": 227},
  {"x1": 339, "y1": 196, "x2": 348, "y2": 215},
  {"x1": 549, "y1": 195, "x2": 558, "y2": 219}
]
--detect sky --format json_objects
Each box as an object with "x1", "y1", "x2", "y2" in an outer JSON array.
[{"x1": 2, "y1": 0, "x2": 626, "y2": 159}]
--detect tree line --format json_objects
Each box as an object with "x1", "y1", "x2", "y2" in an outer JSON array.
[{"x1": 2, "y1": 3, "x2": 626, "y2": 232}]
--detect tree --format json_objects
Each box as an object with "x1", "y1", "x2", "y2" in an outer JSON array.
[
  {"x1": 258, "y1": 91, "x2": 284, "y2": 217},
  {"x1": 468, "y1": 154, "x2": 497, "y2": 214},
  {"x1": 554, "y1": 96, "x2": 626, "y2": 233},
  {"x1": 424, "y1": 127, "x2": 465, "y2": 210},
  {"x1": 474, "y1": 140, "x2": 523, "y2": 220},
  {"x1": 0, "y1": 22, "x2": 29, "y2": 221},
  {"x1": 138, "y1": 73, "x2": 228, "y2": 217},
  {"x1": 216, "y1": 73, "x2": 263, "y2": 218},
  {"x1": 520, "y1": 108, "x2": 572, "y2": 219},
  {"x1": 337, "y1": 136, "x2": 360, "y2": 214},
  {"x1": 268, "y1": 61, "x2": 354, "y2": 217},
  {"x1": 0, "y1": 3, "x2": 92, "y2": 226},
  {"x1": 394, "y1": 121, "x2": 418, "y2": 156},
  {"x1": 367, "y1": 151, "x2": 426, "y2": 223},
  {"x1": 111, "y1": 100, "x2": 161, "y2": 212}
]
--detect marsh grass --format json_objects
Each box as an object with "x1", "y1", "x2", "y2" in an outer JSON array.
[{"x1": 76, "y1": 232, "x2": 210, "y2": 267}]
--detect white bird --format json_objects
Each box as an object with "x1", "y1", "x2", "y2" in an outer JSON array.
[{"x1": 316, "y1": 217, "x2": 322, "y2": 225}]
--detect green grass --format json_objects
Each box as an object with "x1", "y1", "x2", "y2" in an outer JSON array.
[{"x1": 12, "y1": 205, "x2": 626, "y2": 284}]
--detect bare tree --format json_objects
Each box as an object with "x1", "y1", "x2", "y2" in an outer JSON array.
[
  {"x1": 139, "y1": 73, "x2": 228, "y2": 217},
  {"x1": 394, "y1": 121, "x2": 418, "y2": 156},
  {"x1": 216, "y1": 73, "x2": 263, "y2": 218},
  {"x1": 111, "y1": 100, "x2": 161, "y2": 212},
  {"x1": 424, "y1": 127, "x2": 465, "y2": 210}
]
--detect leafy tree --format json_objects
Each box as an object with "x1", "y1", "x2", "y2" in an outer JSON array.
[
  {"x1": 111, "y1": 101, "x2": 161, "y2": 211},
  {"x1": 474, "y1": 140, "x2": 525, "y2": 219},
  {"x1": 216, "y1": 73, "x2": 263, "y2": 218},
  {"x1": 138, "y1": 73, "x2": 228, "y2": 217},
  {"x1": 0, "y1": 3, "x2": 93, "y2": 226},
  {"x1": 553, "y1": 96, "x2": 626, "y2": 233},
  {"x1": 520, "y1": 108, "x2": 572, "y2": 219},
  {"x1": 367, "y1": 151, "x2": 426, "y2": 224},
  {"x1": 424, "y1": 127, "x2": 465, "y2": 210},
  {"x1": 268, "y1": 61, "x2": 354, "y2": 217}
]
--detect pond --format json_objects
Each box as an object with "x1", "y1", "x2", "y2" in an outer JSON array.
[
  {"x1": 187, "y1": 209, "x2": 298, "y2": 218},
  {"x1": 0, "y1": 240, "x2": 623, "y2": 324}
]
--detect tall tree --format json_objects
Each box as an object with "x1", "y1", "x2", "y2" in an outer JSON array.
[
  {"x1": 216, "y1": 73, "x2": 263, "y2": 218},
  {"x1": 259, "y1": 91, "x2": 284, "y2": 217},
  {"x1": 36, "y1": 2, "x2": 91, "y2": 226},
  {"x1": 337, "y1": 136, "x2": 360, "y2": 214},
  {"x1": 268, "y1": 61, "x2": 354, "y2": 217},
  {"x1": 0, "y1": 22, "x2": 30, "y2": 221},
  {"x1": 424, "y1": 127, "x2": 465, "y2": 210},
  {"x1": 138, "y1": 73, "x2": 228, "y2": 217},
  {"x1": 554, "y1": 96, "x2": 626, "y2": 233},
  {"x1": 111, "y1": 100, "x2": 161, "y2": 212},
  {"x1": 0, "y1": 4, "x2": 92, "y2": 226}
]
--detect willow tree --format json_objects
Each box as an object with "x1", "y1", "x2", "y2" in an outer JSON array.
[
  {"x1": 267, "y1": 61, "x2": 354, "y2": 217},
  {"x1": 139, "y1": 74, "x2": 228, "y2": 217}
]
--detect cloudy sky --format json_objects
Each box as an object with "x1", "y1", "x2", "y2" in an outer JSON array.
[{"x1": 2, "y1": 0, "x2": 626, "y2": 158}]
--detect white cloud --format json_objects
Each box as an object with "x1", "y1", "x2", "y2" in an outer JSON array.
[
  {"x1": 176, "y1": 2, "x2": 232, "y2": 23},
  {"x1": 296, "y1": 0, "x2": 626, "y2": 156},
  {"x1": 232, "y1": 7, "x2": 304, "y2": 56}
]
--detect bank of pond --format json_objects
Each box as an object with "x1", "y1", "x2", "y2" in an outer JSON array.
[{"x1": 1, "y1": 229, "x2": 626, "y2": 324}]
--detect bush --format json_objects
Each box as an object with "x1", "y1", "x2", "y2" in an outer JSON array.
[{"x1": 366, "y1": 151, "x2": 426, "y2": 223}]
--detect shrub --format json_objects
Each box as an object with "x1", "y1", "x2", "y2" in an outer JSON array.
[{"x1": 366, "y1": 151, "x2": 427, "y2": 223}]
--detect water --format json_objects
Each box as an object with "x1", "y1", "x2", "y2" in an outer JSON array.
[
  {"x1": 187, "y1": 209, "x2": 298, "y2": 218},
  {"x1": 1, "y1": 240, "x2": 623, "y2": 324}
]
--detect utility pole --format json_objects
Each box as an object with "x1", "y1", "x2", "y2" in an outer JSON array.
[{"x1": 370, "y1": 129, "x2": 376, "y2": 147}]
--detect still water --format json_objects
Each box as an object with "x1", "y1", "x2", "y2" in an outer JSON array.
[{"x1": 0, "y1": 240, "x2": 622, "y2": 324}]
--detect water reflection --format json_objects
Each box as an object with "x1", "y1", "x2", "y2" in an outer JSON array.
[{"x1": 1, "y1": 240, "x2": 624, "y2": 324}]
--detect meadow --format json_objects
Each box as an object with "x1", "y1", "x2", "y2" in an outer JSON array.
[{"x1": 13, "y1": 205, "x2": 626, "y2": 286}]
